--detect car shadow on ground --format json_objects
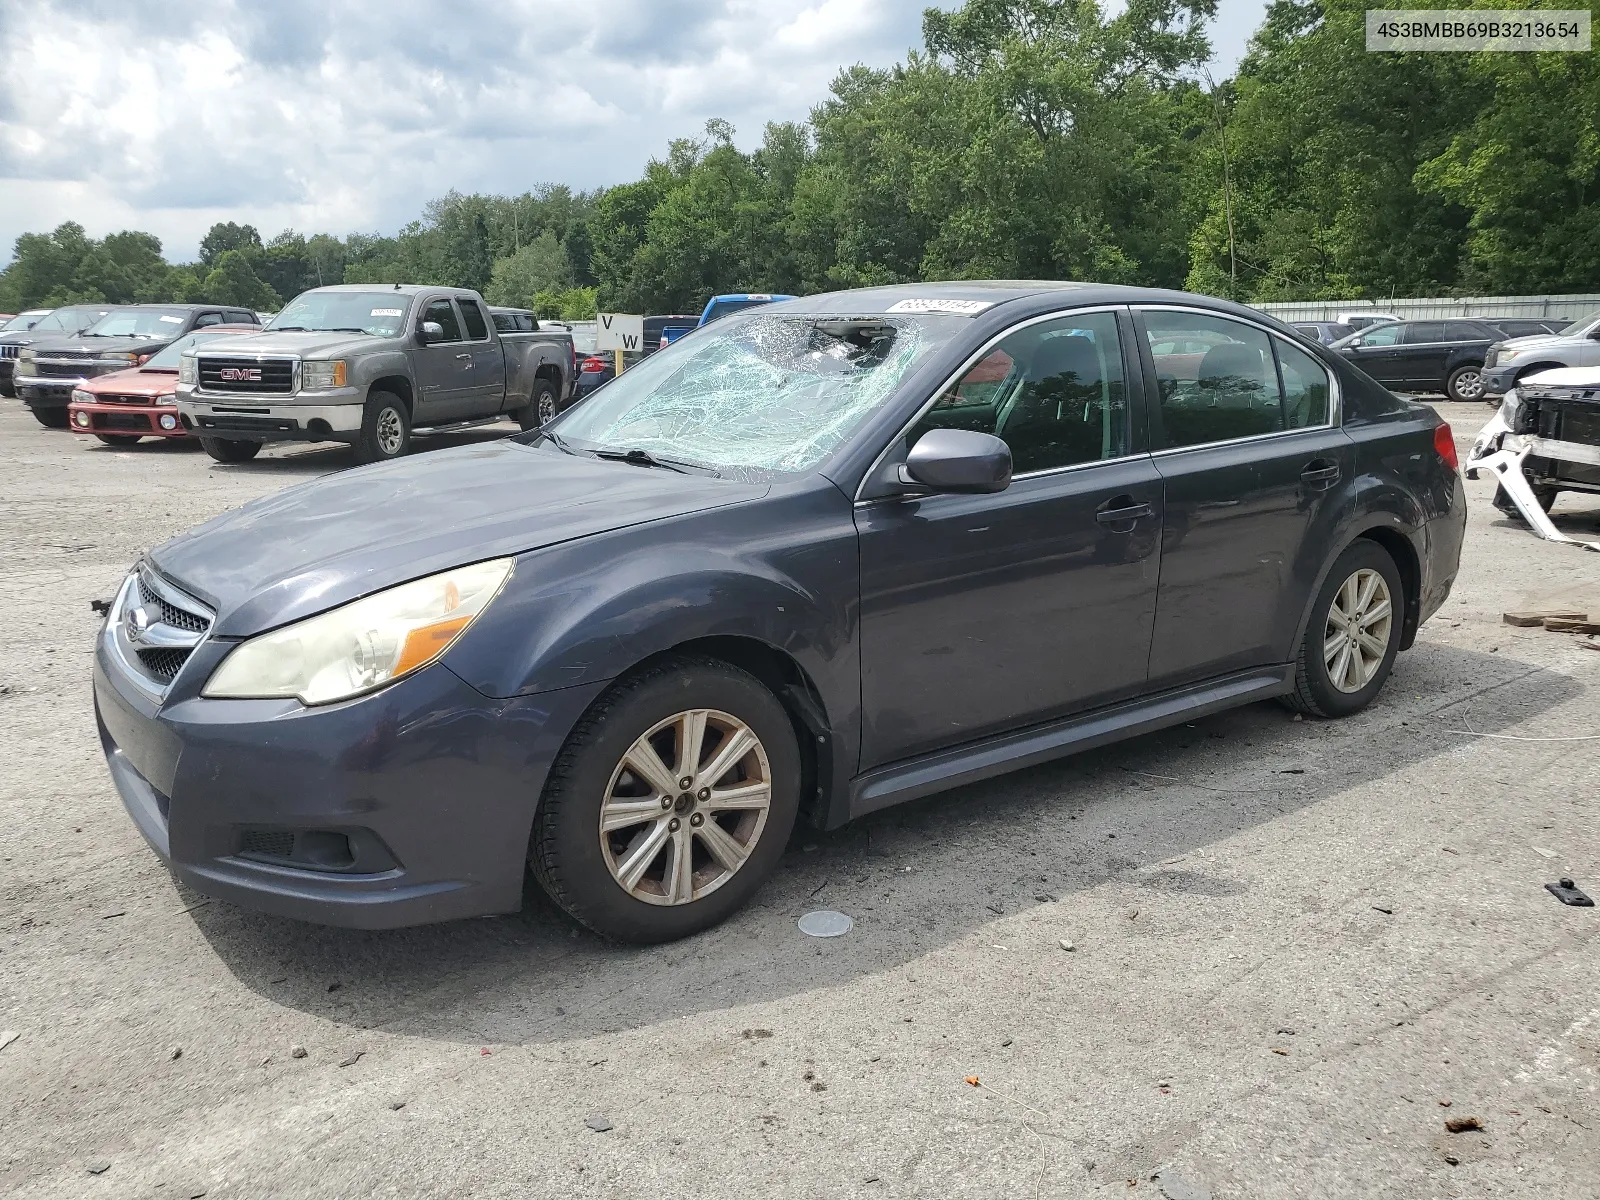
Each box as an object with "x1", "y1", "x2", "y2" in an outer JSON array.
[{"x1": 188, "y1": 641, "x2": 1579, "y2": 1046}]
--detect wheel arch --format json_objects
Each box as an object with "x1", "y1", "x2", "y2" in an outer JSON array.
[
  {"x1": 368, "y1": 376, "x2": 413, "y2": 415},
  {"x1": 1513, "y1": 361, "x2": 1569, "y2": 385},
  {"x1": 1291, "y1": 517, "x2": 1424, "y2": 658}
]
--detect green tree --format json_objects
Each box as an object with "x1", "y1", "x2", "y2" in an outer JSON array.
[
  {"x1": 485, "y1": 230, "x2": 572, "y2": 308},
  {"x1": 197, "y1": 249, "x2": 280, "y2": 309},
  {"x1": 198, "y1": 221, "x2": 264, "y2": 268}
]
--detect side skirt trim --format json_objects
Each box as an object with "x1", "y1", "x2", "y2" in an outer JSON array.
[{"x1": 845, "y1": 665, "x2": 1294, "y2": 822}]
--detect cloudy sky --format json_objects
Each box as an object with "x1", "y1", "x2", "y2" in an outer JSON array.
[{"x1": 0, "y1": 0, "x2": 1267, "y2": 264}]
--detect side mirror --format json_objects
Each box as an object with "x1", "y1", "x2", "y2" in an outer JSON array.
[
  {"x1": 419, "y1": 321, "x2": 444, "y2": 344},
  {"x1": 901, "y1": 428, "x2": 1012, "y2": 494}
]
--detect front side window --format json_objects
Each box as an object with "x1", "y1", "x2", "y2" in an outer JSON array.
[
  {"x1": 422, "y1": 299, "x2": 463, "y2": 342},
  {"x1": 911, "y1": 311, "x2": 1128, "y2": 474},
  {"x1": 1143, "y1": 311, "x2": 1282, "y2": 448},
  {"x1": 1358, "y1": 323, "x2": 1403, "y2": 346},
  {"x1": 546, "y1": 312, "x2": 969, "y2": 477}
]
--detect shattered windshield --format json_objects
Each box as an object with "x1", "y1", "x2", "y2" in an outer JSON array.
[{"x1": 543, "y1": 312, "x2": 966, "y2": 477}]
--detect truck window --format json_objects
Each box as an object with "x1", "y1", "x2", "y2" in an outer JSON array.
[
  {"x1": 422, "y1": 299, "x2": 463, "y2": 342},
  {"x1": 458, "y1": 298, "x2": 489, "y2": 341}
]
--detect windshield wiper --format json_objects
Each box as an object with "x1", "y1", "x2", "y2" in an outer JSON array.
[
  {"x1": 539, "y1": 428, "x2": 577, "y2": 455},
  {"x1": 270, "y1": 326, "x2": 309, "y2": 332},
  {"x1": 593, "y1": 447, "x2": 719, "y2": 477}
]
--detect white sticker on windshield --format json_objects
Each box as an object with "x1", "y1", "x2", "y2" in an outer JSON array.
[
  {"x1": 159, "y1": 315, "x2": 183, "y2": 323},
  {"x1": 371, "y1": 308, "x2": 403, "y2": 317},
  {"x1": 885, "y1": 298, "x2": 994, "y2": 315}
]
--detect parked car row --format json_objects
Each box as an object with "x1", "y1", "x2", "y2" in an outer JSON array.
[{"x1": 1326, "y1": 315, "x2": 1596, "y2": 402}]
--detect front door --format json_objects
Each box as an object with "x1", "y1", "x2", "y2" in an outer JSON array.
[
  {"x1": 856, "y1": 308, "x2": 1163, "y2": 769},
  {"x1": 1135, "y1": 307, "x2": 1353, "y2": 688},
  {"x1": 454, "y1": 296, "x2": 503, "y2": 415},
  {"x1": 410, "y1": 297, "x2": 476, "y2": 423},
  {"x1": 1339, "y1": 321, "x2": 1407, "y2": 388}
]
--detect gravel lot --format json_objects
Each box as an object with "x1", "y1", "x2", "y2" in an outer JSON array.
[{"x1": 2, "y1": 401, "x2": 1598, "y2": 1199}]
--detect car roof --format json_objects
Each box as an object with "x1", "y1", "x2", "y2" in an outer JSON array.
[
  {"x1": 303, "y1": 284, "x2": 434, "y2": 296},
  {"x1": 487, "y1": 306, "x2": 532, "y2": 315}
]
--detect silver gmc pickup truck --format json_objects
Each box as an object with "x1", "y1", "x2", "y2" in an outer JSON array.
[{"x1": 176, "y1": 284, "x2": 574, "y2": 464}]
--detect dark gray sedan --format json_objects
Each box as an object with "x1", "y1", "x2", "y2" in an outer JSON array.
[{"x1": 94, "y1": 282, "x2": 1465, "y2": 943}]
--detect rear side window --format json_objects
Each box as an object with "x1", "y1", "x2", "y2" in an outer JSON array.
[
  {"x1": 1404, "y1": 322, "x2": 1444, "y2": 343},
  {"x1": 194, "y1": 311, "x2": 224, "y2": 328},
  {"x1": 912, "y1": 311, "x2": 1128, "y2": 475},
  {"x1": 225, "y1": 309, "x2": 257, "y2": 324},
  {"x1": 458, "y1": 298, "x2": 489, "y2": 341},
  {"x1": 1275, "y1": 339, "x2": 1332, "y2": 429},
  {"x1": 1143, "y1": 311, "x2": 1283, "y2": 448},
  {"x1": 422, "y1": 299, "x2": 463, "y2": 342}
]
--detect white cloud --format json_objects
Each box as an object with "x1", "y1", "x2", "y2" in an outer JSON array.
[{"x1": 0, "y1": 0, "x2": 1264, "y2": 264}]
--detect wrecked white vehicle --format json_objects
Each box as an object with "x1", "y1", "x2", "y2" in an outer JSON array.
[{"x1": 1466, "y1": 366, "x2": 1600, "y2": 550}]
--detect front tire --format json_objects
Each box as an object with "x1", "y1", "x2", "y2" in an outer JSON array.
[
  {"x1": 1446, "y1": 363, "x2": 1484, "y2": 403},
  {"x1": 1284, "y1": 540, "x2": 1404, "y2": 718},
  {"x1": 31, "y1": 407, "x2": 69, "y2": 429},
  {"x1": 353, "y1": 391, "x2": 410, "y2": 465},
  {"x1": 198, "y1": 436, "x2": 262, "y2": 463},
  {"x1": 530, "y1": 656, "x2": 801, "y2": 943},
  {"x1": 516, "y1": 379, "x2": 559, "y2": 431}
]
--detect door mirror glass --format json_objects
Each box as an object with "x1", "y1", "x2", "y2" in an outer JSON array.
[
  {"x1": 419, "y1": 321, "x2": 445, "y2": 344},
  {"x1": 903, "y1": 428, "x2": 1012, "y2": 494}
]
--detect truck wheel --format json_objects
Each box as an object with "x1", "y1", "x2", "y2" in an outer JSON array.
[
  {"x1": 353, "y1": 391, "x2": 410, "y2": 464},
  {"x1": 1446, "y1": 363, "x2": 1484, "y2": 403},
  {"x1": 95, "y1": 434, "x2": 142, "y2": 447},
  {"x1": 31, "y1": 407, "x2": 69, "y2": 429},
  {"x1": 1282, "y1": 539, "x2": 1404, "y2": 719},
  {"x1": 530, "y1": 655, "x2": 801, "y2": 943},
  {"x1": 199, "y1": 437, "x2": 262, "y2": 463},
  {"x1": 517, "y1": 379, "x2": 559, "y2": 431}
]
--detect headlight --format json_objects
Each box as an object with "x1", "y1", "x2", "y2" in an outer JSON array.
[
  {"x1": 202, "y1": 558, "x2": 513, "y2": 705},
  {"x1": 155, "y1": 392, "x2": 177, "y2": 406},
  {"x1": 302, "y1": 360, "x2": 348, "y2": 389},
  {"x1": 178, "y1": 355, "x2": 196, "y2": 384},
  {"x1": 1498, "y1": 348, "x2": 1521, "y2": 362},
  {"x1": 19, "y1": 348, "x2": 35, "y2": 361},
  {"x1": 97, "y1": 351, "x2": 139, "y2": 363},
  {"x1": 16, "y1": 357, "x2": 36, "y2": 376},
  {"x1": 71, "y1": 389, "x2": 93, "y2": 404}
]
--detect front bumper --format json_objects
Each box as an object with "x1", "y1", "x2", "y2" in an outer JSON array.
[
  {"x1": 178, "y1": 391, "x2": 364, "y2": 443},
  {"x1": 18, "y1": 378, "x2": 82, "y2": 409},
  {"x1": 70, "y1": 400, "x2": 186, "y2": 438},
  {"x1": 1481, "y1": 365, "x2": 1520, "y2": 396},
  {"x1": 95, "y1": 630, "x2": 605, "y2": 928}
]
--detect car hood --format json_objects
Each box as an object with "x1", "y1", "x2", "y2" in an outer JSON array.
[
  {"x1": 148, "y1": 440, "x2": 769, "y2": 637},
  {"x1": 1516, "y1": 365, "x2": 1600, "y2": 389},
  {"x1": 1497, "y1": 333, "x2": 1574, "y2": 352},
  {"x1": 81, "y1": 365, "x2": 177, "y2": 395},
  {"x1": 32, "y1": 334, "x2": 177, "y2": 356},
  {"x1": 203, "y1": 330, "x2": 395, "y2": 358}
]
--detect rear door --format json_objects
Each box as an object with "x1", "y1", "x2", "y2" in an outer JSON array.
[
  {"x1": 454, "y1": 296, "x2": 503, "y2": 416},
  {"x1": 409, "y1": 296, "x2": 474, "y2": 423},
  {"x1": 1397, "y1": 321, "x2": 1449, "y2": 388},
  {"x1": 855, "y1": 306, "x2": 1164, "y2": 767},
  {"x1": 1134, "y1": 306, "x2": 1353, "y2": 689}
]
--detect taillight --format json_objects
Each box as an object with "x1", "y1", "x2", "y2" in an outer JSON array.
[
  {"x1": 1433, "y1": 422, "x2": 1458, "y2": 472},
  {"x1": 659, "y1": 335, "x2": 669, "y2": 350},
  {"x1": 580, "y1": 355, "x2": 607, "y2": 373}
]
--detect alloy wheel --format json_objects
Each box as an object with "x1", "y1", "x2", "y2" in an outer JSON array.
[
  {"x1": 1323, "y1": 568, "x2": 1393, "y2": 693},
  {"x1": 537, "y1": 391, "x2": 556, "y2": 426},
  {"x1": 598, "y1": 708, "x2": 772, "y2": 906},
  {"x1": 1452, "y1": 369, "x2": 1483, "y2": 401},
  {"x1": 376, "y1": 407, "x2": 404, "y2": 455}
]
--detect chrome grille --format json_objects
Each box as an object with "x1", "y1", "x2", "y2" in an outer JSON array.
[
  {"x1": 36, "y1": 362, "x2": 89, "y2": 377},
  {"x1": 0, "y1": 344, "x2": 19, "y2": 360},
  {"x1": 198, "y1": 356, "x2": 295, "y2": 394},
  {"x1": 108, "y1": 567, "x2": 215, "y2": 693}
]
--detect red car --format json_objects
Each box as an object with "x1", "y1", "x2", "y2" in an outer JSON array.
[{"x1": 68, "y1": 326, "x2": 260, "y2": 445}]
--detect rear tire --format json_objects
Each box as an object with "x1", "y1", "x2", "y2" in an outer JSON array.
[
  {"x1": 198, "y1": 437, "x2": 262, "y2": 463},
  {"x1": 95, "y1": 434, "x2": 142, "y2": 446},
  {"x1": 516, "y1": 379, "x2": 559, "y2": 431},
  {"x1": 353, "y1": 391, "x2": 410, "y2": 465},
  {"x1": 31, "y1": 407, "x2": 69, "y2": 429},
  {"x1": 1283, "y1": 540, "x2": 1404, "y2": 719},
  {"x1": 530, "y1": 656, "x2": 801, "y2": 943},
  {"x1": 1446, "y1": 363, "x2": 1484, "y2": 403}
]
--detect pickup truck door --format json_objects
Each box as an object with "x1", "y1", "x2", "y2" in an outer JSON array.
[
  {"x1": 454, "y1": 297, "x2": 504, "y2": 416},
  {"x1": 410, "y1": 297, "x2": 477, "y2": 423}
]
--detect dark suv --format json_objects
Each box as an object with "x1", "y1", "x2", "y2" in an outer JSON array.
[
  {"x1": 0, "y1": 304, "x2": 115, "y2": 398},
  {"x1": 18, "y1": 303, "x2": 260, "y2": 427},
  {"x1": 1332, "y1": 318, "x2": 1516, "y2": 402},
  {"x1": 94, "y1": 282, "x2": 1465, "y2": 943}
]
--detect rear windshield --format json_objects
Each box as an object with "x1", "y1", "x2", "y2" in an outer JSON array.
[
  {"x1": 702, "y1": 298, "x2": 776, "y2": 323},
  {"x1": 85, "y1": 309, "x2": 190, "y2": 338},
  {"x1": 543, "y1": 312, "x2": 968, "y2": 478},
  {"x1": 267, "y1": 291, "x2": 410, "y2": 337}
]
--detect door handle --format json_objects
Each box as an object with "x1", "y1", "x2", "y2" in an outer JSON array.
[
  {"x1": 1095, "y1": 496, "x2": 1153, "y2": 527},
  {"x1": 1300, "y1": 460, "x2": 1341, "y2": 489},
  {"x1": 455, "y1": 353, "x2": 472, "y2": 361}
]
